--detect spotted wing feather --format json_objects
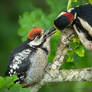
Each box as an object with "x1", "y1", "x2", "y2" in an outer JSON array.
[{"x1": 6, "y1": 40, "x2": 32, "y2": 83}]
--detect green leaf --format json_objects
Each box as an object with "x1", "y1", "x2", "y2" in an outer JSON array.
[
  {"x1": 66, "y1": 35, "x2": 85, "y2": 62},
  {"x1": 0, "y1": 75, "x2": 30, "y2": 92},
  {"x1": 5, "y1": 75, "x2": 17, "y2": 88},
  {"x1": 9, "y1": 84, "x2": 21, "y2": 92},
  {"x1": 66, "y1": 50, "x2": 74, "y2": 62},
  {"x1": 75, "y1": 45, "x2": 85, "y2": 57},
  {"x1": 9, "y1": 84, "x2": 30, "y2": 92},
  {"x1": 48, "y1": 30, "x2": 61, "y2": 62},
  {"x1": 66, "y1": 55, "x2": 74, "y2": 62},
  {"x1": 0, "y1": 75, "x2": 17, "y2": 89},
  {"x1": 61, "y1": 62, "x2": 76, "y2": 69},
  {"x1": 72, "y1": 37, "x2": 80, "y2": 43},
  {"x1": 69, "y1": 42, "x2": 79, "y2": 49}
]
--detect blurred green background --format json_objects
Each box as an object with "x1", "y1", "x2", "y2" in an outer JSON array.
[{"x1": 0, "y1": 0, "x2": 92, "y2": 92}]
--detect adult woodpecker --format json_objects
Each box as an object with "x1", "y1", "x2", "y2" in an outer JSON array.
[
  {"x1": 50, "y1": 4, "x2": 92, "y2": 50},
  {"x1": 5, "y1": 28, "x2": 55, "y2": 87}
]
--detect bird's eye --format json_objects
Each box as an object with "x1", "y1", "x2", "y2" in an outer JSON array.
[
  {"x1": 36, "y1": 34, "x2": 41, "y2": 39},
  {"x1": 34, "y1": 34, "x2": 41, "y2": 40}
]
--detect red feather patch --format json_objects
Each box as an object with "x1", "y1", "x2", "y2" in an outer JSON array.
[
  {"x1": 63, "y1": 13, "x2": 74, "y2": 22},
  {"x1": 27, "y1": 28, "x2": 42, "y2": 40}
]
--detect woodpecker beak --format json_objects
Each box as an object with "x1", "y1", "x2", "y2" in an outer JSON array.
[{"x1": 43, "y1": 27, "x2": 56, "y2": 39}]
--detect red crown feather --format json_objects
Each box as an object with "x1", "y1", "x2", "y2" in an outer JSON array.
[
  {"x1": 27, "y1": 28, "x2": 42, "y2": 40},
  {"x1": 63, "y1": 13, "x2": 74, "y2": 22}
]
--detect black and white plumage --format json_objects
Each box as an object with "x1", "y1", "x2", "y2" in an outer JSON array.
[
  {"x1": 6, "y1": 40, "x2": 33, "y2": 83},
  {"x1": 52, "y1": 4, "x2": 92, "y2": 50},
  {"x1": 5, "y1": 28, "x2": 55, "y2": 87}
]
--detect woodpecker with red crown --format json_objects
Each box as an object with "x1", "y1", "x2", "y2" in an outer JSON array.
[
  {"x1": 50, "y1": 4, "x2": 92, "y2": 50},
  {"x1": 5, "y1": 28, "x2": 55, "y2": 87}
]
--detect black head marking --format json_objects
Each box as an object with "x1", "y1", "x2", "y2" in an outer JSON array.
[{"x1": 54, "y1": 15, "x2": 70, "y2": 30}]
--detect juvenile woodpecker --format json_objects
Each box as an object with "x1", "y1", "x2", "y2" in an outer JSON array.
[
  {"x1": 50, "y1": 4, "x2": 92, "y2": 50},
  {"x1": 5, "y1": 28, "x2": 55, "y2": 87}
]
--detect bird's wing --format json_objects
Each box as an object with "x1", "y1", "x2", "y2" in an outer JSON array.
[{"x1": 6, "y1": 49, "x2": 32, "y2": 83}]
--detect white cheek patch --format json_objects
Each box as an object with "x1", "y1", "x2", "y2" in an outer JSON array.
[
  {"x1": 29, "y1": 41, "x2": 41, "y2": 47},
  {"x1": 28, "y1": 36, "x2": 43, "y2": 47}
]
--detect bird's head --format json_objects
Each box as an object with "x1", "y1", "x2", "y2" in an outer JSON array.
[
  {"x1": 27, "y1": 27, "x2": 56, "y2": 50},
  {"x1": 54, "y1": 12, "x2": 74, "y2": 31}
]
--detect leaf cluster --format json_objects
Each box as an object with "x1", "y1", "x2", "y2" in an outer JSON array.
[
  {"x1": 66, "y1": 36, "x2": 85, "y2": 62},
  {"x1": 0, "y1": 75, "x2": 30, "y2": 92}
]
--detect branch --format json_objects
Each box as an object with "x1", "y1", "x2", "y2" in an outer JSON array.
[{"x1": 29, "y1": 28, "x2": 92, "y2": 92}]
